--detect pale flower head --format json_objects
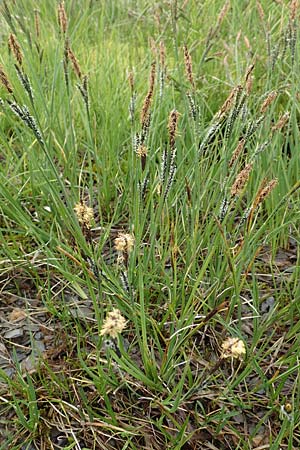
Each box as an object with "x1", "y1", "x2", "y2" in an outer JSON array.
[
  {"x1": 136, "y1": 145, "x2": 147, "y2": 158},
  {"x1": 221, "y1": 337, "x2": 246, "y2": 359},
  {"x1": 114, "y1": 233, "x2": 135, "y2": 254},
  {"x1": 100, "y1": 308, "x2": 127, "y2": 339},
  {"x1": 74, "y1": 202, "x2": 94, "y2": 229}
]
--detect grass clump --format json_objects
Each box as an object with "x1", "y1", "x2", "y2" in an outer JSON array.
[{"x1": 0, "y1": 1, "x2": 300, "y2": 449}]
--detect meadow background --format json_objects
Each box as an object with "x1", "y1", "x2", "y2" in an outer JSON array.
[{"x1": 0, "y1": 0, "x2": 300, "y2": 449}]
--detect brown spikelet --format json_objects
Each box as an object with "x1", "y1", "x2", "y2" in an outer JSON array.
[
  {"x1": 159, "y1": 40, "x2": 166, "y2": 68},
  {"x1": 217, "y1": 0, "x2": 230, "y2": 26},
  {"x1": 244, "y1": 64, "x2": 255, "y2": 95},
  {"x1": 168, "y1": 109, "x2": 180, "y2": 151},
  {"x1": 58, "y1": 1, "x2": 68, "y2": 35},
  {"x1": 244, "y1": 35, "x2": 251, "y2": 50},
  {"x1": 128, "y1": 71, "x2": 134, "y2": 93},
  {"x1": 258, "y1": 179, "x2": 278, "y2": 204},
  {"x1": 217, "y1": 85, "x2": 242, "y2": 118},
  {"x1": 290, "y1": 0, "x2": 298, "y2": 21},
  {"x1": 8, "y1": 33, "x2": 23, "y2": 66},
  {"x1": 0, "y1": 65, "x2": 13, "y2": 93},
  {"x1": 252, "y1": 179, "x2": 278, "y2": 211},
  {"x1": 140, "y1": 94, "x2": 151, "y2": 126},
  {"x1": 183, "y1": 44, "x2": 195, "y2": 88},
  {"x1": 246, "y1": 178, "x2": 278, "y2": 229},
  {"x1": 246, "y1": 75, "x2": 253, "y2": 96},
  {"x1": 66, "y1": 40, "x2": 82, "y2": 79},
  {"x1": 256, "y1": 1, "x2": 265, "y2": 21},
  {"x1": 272, "y1": 112, "x2": 289, "y2": 132},
  {"x1": 34, "y1": 10, "x2": 40, "y2": 39},
  {"x1": 230, "y1": 163, "x2": 252, "y2": 197},
  {"x1": 140, "y1": 62, "x2": 156, "y2": 125},
  {"x1": 244, "y1": 64, "x2": 255, "y2": 84},
  {"x1": 229, "y1": 139, "x2": 245, "y2": 168},
  {"x1": 63, "y1": 38, "x2": 69, "y2": 87},
  {"x1": 149, "y1": 61, "x2": 156, "y2": 92},
  {"x1": 149, "y1": 37, "x2": 157, "y2": 59},
  {"x1": 260, "y1": 91, "x2": 277, "y2": 114}
]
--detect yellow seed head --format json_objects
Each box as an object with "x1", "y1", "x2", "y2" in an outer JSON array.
[
  {"x1": 285, "y1": 403, "x2": 293, "y2": 413},
  {"x1": 100, "y1": 308, "x2": 127, "y2": 339},
  {"x1": 74, "y1": 202, "x2": 94, "y2": 229},
  {"x1": 114, "y1": 233, "x2": 135, "y2": 254},
  {"x1": 221, "y1": 337, "x2": 246, "y2": 359},
  {"x1": 136, "y1": 145, "x2": 148, "y2": 158}
]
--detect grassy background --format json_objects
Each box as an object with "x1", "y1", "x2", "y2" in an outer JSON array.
[{"x1": 0, "y1": 0, "x2": 300, "y2": 449}]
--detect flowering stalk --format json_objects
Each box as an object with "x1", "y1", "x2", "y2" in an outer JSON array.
[
  {"x1": 208, "y1": 337, "x2": 246, "y2": 376},
  {"x1": 100, "y1": 308, "x2": 127, "y2": 339},
  {"x1": 74, "y1": 201, "x2": 94, "y2": 243},
  {"x1": 140, "y1": 62, "x2": 156, "y2": 127},
  {"x1": 183, "y1": 44, "x2": 195, "y2": 89},
  {"x1": 8, "y1": 33, "x2": 23, "y2": 66},
  {"x1": 100, "y1": 308, "x2": 127, "y2": 357},
  {"x1": 8, "y1": 101, "x2": 44, "y2": 146},
  {"x1": 58, "y1": 1, "x2": 68, "y2": 35},
  {"x1": 77, "y1": 75, "x2": 89, "y2": 113},
  {"x1": 230, "y1": 163, "x2": 252, "y2": 197},
  {"x1": 14, "y1": 64, "x2": 34, "y2": 104},
  {"x1": 114, "y1": 232, "x2": 135, "y2": 267},
  {"x1": 0, "y1": 65, "x2": 13, "y2": 94},
  {"x1": 246, "y1": 178, "x2": 278, "y2": 230},
  {"x1": 161, "y1": 110, "x2": 180, "y2": 201}
]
